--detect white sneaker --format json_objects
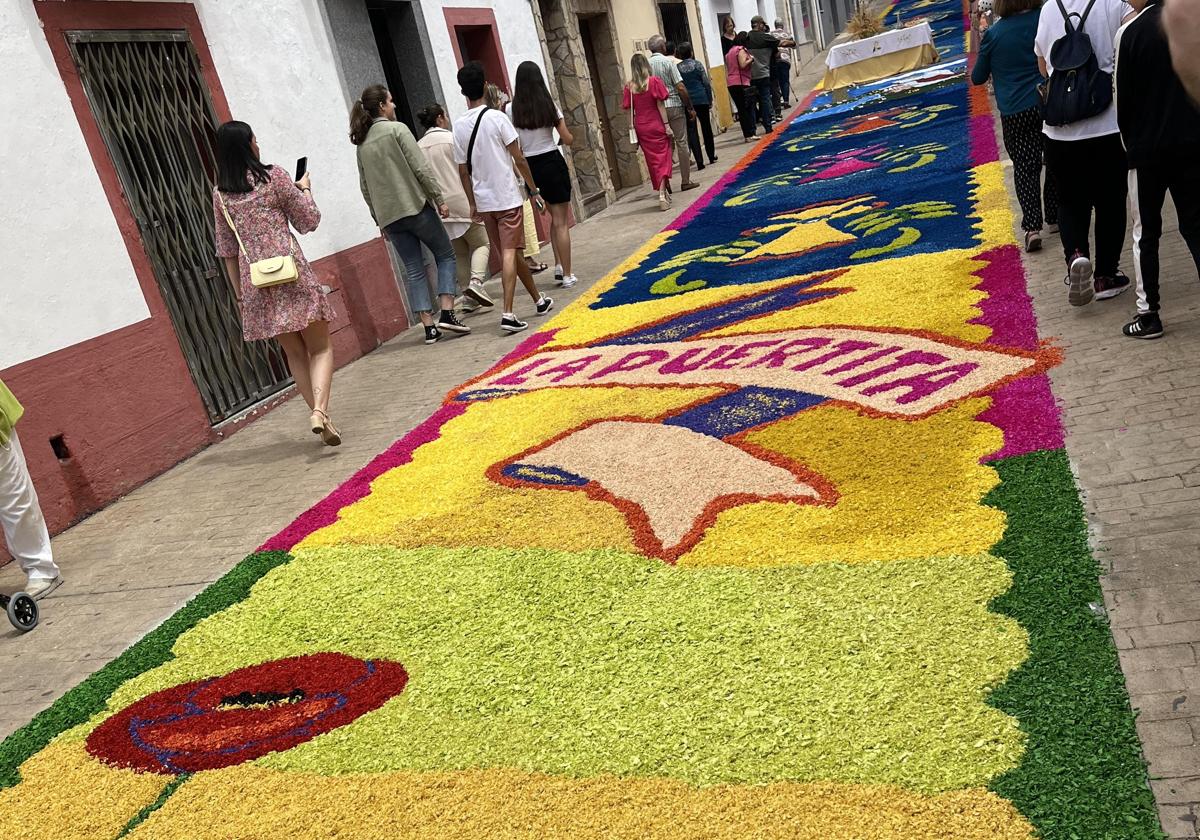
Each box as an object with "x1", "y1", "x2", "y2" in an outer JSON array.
[
  {"x1": 25, "y1": 575, "x2": 63, "y2": 600},
  {"x1": 561, "y1": 274, "x2": 578, "y2": 288}
]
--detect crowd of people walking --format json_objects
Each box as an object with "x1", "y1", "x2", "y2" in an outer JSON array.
[{"x1": 972, "y1": 0, "x2": 1200, "y2": 340}]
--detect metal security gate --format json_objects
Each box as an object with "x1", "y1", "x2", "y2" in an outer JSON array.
[{"x1": 68, "y1": 31, "x2": 291, "y2": 423}]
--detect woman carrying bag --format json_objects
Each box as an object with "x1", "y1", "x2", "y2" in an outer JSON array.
[
  {"x1": 725, "y1": 33, "x2": 756, "y2": 142},
  {"x1": 212, "y1": 121, "x2": 341, "y2": 446},
  {"x1": 622, "y1": 53, "x2": 675, "y2": 211}
]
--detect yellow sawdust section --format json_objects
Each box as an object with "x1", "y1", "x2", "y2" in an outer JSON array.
[
  {"x1": 0, "y1": 741, "x2": 164, "y2": 840},
  {"x1": 299, "y1": 379, "x2": 1001, "y2": 565},
  {"x1": 300, "y1": 386, "x2": 718, "y2": 551},
  {"x1": 971, "y1": 160, "x2": 1016, "y2": 248},
  {"x1": 118, "y1": 765, "x2": 1033, "y2": 839},
  {"x1": 680, "y1": 399, "x2": 1004, "y2": 567},
  {"x1": 703, "y1": 249, "x2": 989, "y2": 343}
]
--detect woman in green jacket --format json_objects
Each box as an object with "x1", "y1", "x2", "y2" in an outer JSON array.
[
  {"x1": 0, "y1": 378, "x2": 63, "y2": 599},
  {"x1": 351, "y1": 85, "x2": 467, "y2": 345}
]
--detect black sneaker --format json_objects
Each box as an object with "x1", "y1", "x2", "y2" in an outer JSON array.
[
  {"x1": 423, "y1": 325, "x2": 442, "y2": 344},
  {"x1": 1094, "y1": 271, "x2": 1131, "y2": 301},
  {"x1": 535, "y1": 295, "x2": 554, "y2": 316},
  {"x1": 1122, "y1": 312, "x2": 1164, "y2": 339},
  {"x1": 438, "y1": 310, "x2": 471, "y2": 334},
  {"x1": 501, "y1": 314, "x2": 528, "y2": 334}
]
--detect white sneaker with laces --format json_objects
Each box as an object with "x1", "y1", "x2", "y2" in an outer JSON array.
[{"x1": 561, "y1": 274, "x2": 578, "y2": 288}]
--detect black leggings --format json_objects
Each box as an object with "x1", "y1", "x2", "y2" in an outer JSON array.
[
  {"x1": 1044, "y1": 133, "x2": 1127, "y2": 276},
  {"x1": 1000, "y1": 107, "x2": 1057, "y2": 233},
  {"x1": 1129, "y1": 159, "x2": 1200, "y2": 314},
  {"x1": 728, "y1": 85, "x2": 755, "y2": 139},
  {"x1": 686, "y1": 103, "x2": 716, "y2": 166}
]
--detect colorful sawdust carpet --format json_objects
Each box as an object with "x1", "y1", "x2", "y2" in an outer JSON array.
[{"x1": 0, "y1": 3, "x2": 1164, "y2": 837}]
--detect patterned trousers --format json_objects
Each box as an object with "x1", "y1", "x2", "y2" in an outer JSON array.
[{"x1": 1000, "y1": 107, "x2": 1058, "y2": 232}]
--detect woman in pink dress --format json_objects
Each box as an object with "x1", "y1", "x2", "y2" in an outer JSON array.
[
  {"x1": 622, "y1": 53, "x2": 675, "y2": 211},
  {"x1": 212, "y1": 121, "x2": 341, "y2": 446}
]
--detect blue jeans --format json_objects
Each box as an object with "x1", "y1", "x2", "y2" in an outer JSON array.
[
  {"x1": 748, "y1": 77, "x2": 773, "y2": 133},
  {"x1": 383, "y1": 204, "x2": 457, "y2": 314}
]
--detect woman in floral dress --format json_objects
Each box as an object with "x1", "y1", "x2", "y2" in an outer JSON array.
[{"x1": 213, "y1": 121, "x2": 341, "y2": 446}]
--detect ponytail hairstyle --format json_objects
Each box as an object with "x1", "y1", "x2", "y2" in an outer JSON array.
[
  {"x1": 417, "y1": 103, "x2": 445, "y2": 130},
  {"x1": 349, "y1": 84, "x2": 389, "y2": 146},
  {"x1": 511, "y1": 61, "x2": 559, "y2": 130}
]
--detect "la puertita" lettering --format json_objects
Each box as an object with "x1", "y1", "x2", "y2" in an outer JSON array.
[{"x1": 457, "y1": 327, "x2": 1038, "y2": 417}]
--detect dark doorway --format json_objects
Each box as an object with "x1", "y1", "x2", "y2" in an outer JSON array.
[
  {"x1": 67, "y1": 31, "x2": 290, "y2": 423},
  {"x1": 659, "y1": 2, "x2": 692, "y2": 47},
  {"x1": 367, "y1": 1, "x2": 418, "y2": 130},
  {"x1": 580, "y1": 16, "x2": 622, "y2": 192}
]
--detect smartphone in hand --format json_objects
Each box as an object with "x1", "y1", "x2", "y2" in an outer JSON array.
[{"x1": 295, "y1": 156, "x2": 308, "y2": 182}]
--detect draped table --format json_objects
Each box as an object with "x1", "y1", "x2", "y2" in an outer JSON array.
[{"x1": 822, "y1": 22, "x2": 939, "y2": 89}]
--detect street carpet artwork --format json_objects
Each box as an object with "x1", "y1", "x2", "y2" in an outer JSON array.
[{"x1": 0, "y1": 1, "x2": 1164, "y2": 838}]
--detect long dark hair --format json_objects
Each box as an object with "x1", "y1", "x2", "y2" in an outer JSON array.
[
  {"x1": 510, "y1": 61, "x2": 558, "y2": 130},
  {"x1": 215, "y1": 121, "x2": 270, "y2": 193},
  {"x1": 417, "y1": 103, "x2": 445, "y2": 130},
  {"x1": 350, "y1": 84, "x2": 389, "y2": 146}
]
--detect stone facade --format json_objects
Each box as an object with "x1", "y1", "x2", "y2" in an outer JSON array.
[{"x1": 533, "y1": 0, "x2": 645, "y2": 217}]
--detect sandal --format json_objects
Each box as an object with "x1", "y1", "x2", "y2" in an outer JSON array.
[
  {"x1": 310, "y1": 409, "x2": 342, "y2": 447},
  {"x1": 524, "y1": 259, "x2": 548, "y2": 274}
]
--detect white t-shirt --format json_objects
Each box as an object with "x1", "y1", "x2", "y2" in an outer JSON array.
[
  {"x1": 1034, "y1": 0, "x2": 1130, "y2": 141},
  {"x1": 504, "y1": 103, "x2": 564, "y2": 157},
  {"x1": 452, "y1": 105, "x2": 523, "y2": 213}
]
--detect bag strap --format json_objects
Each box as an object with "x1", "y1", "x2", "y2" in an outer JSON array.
[
  {"x1": 466, "y1": 106, "x2": 490, "y2": 177},
  {"x1": 1078, "y1": 0, "x2": 1100, "y2": 28},
  {"x1": 216, "y1": 190, "x2": 248, "y2": 258}
]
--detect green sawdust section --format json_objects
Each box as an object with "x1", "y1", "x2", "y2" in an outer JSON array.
[
  {"x1": 0, "y1": 551, "x2": 290, "y2": 789},
  {"x1": 0, "y1": 452, "x2": 1164, "y2": 839},
  {"x1": 985, "y1": 450, "x2": 1163, "y2": 839},
  {"x1": 96, "y1": 546, "x2": 1026, "y2": 792}
]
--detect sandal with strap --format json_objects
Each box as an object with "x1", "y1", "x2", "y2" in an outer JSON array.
[{"x1": 310, "y1": 409, "x2": 342, "y2": 447}]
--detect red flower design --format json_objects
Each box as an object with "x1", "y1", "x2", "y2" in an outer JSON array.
[{"x1": 86, "y1": 653, "x2": 407, "y2": 774}]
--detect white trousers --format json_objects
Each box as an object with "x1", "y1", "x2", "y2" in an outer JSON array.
[{"x1": 0, "y1": 431, "x2": 60, "y2": 581}]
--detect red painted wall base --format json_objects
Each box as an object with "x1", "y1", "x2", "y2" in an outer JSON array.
[{"x1": 0, "y1": 237, "x2": 407, "y2": 561}]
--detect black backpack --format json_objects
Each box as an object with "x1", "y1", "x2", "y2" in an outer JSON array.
[{"x1": 1039, "y1": 0, "x2": 1113, "y2": 126}]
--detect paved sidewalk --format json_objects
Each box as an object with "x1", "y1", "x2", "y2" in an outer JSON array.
[
  {"x1": 0, "y1": 59, "x2": 830, "y2": 740},
  {"x1": 1004, "y1": 152, "x2": 1200, "y2": 836}
]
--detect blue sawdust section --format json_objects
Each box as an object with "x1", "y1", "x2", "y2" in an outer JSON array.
[{"x1": 593, "y1": 82, "x2": 976, "y2": 309}]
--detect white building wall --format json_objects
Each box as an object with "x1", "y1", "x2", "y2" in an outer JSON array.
[
  {"x1": 0, "y1": 0, "x2": 152, "y2": 371},
  {"x1": 2, "y1": 0, "x2": 546, "y2": 372},
  {"x1": 419, "y1": 0, "x2": 549, "y2": 123},
  {"x1": 195, "y1": 0, "x2": 380, "y2": 260}
]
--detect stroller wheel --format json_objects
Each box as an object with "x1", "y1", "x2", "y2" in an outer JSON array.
[{"x1": 7, "y1": 593, "x2": 38, "y2": 632}]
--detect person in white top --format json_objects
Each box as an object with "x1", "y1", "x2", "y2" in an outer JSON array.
[
  {"x1": 507, "y1": 61, "x2": 578, "y2": 290},
  {"x1": 416, "y1": 104, "x2": 495, "y2": 315},
  {"x1": 453, "y1": 62, "x2": 553, "y2": 335},
  {"x1": 1035, "y1": 0, "x2": 1132, "y2": 305}
]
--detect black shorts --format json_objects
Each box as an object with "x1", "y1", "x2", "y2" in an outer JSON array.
[{"x1": 527, "y1": 150, "x2": 572, "y2": 205}]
